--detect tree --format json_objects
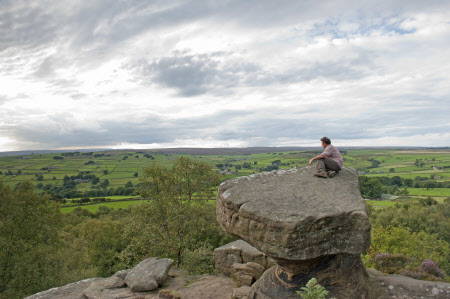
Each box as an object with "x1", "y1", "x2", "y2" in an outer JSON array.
[
  {"x1": 123, "y1": 157, "x2": 228, "y2": 267},
  {"x1": 0, "y1": 182, "x2": 63, "y2": 298},
  {"x1": 172, "y1": 156, "x2": 220, "y2": 200},
  {"x1": 100, "y1": 179, "x2": 110, "y2": 189}
]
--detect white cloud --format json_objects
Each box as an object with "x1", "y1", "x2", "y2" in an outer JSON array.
[{"x1": 0, "y1": 0, "x2": 450, "y2": 150}]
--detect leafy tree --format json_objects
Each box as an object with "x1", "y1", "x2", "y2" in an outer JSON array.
[
  {"x1": 0, "y1": 182, "x2": 63, "y2": 298},
  {"x1": 122, "y1": 158, "x2": 230, "y2": 268},
  {"x1": 359, "y1": 176, "x2": 383, "y2": 198},
  {"x1": 172, "y1": 156, "x2": 220, "y2": 200}
]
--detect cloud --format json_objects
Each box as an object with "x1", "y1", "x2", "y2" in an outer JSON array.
[{"x1": 0, "y1": 0, "x2": 450, "y2": 150}]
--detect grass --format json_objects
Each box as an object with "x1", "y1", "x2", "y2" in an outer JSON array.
[
  {"x1": 406, "y1": 188, "x2": 450, "y2": 197},
  {"x1": 366, "y1": 200, "x2": 399, "y2": 208}
]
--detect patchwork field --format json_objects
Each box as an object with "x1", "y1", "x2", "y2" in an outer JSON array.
[{"x1": 1, "y1": 147, "x2": 450, "y2": 210}]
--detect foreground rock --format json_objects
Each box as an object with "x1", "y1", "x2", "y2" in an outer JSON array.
[
  {"x1": 25, "y1": 267, "x2": 237, "y2": 299},
  {"x1": 125, "y1": 257, "x2": 173, "y2": 292},
  {"x1": 367, "y1": 269, "x2": 450, "y2": 299},
  {"x1": 217, "y1": 167, "x2": 371, "y2": 298},
  {"x1": 25, "y1": 278, "x2": 101, "y2": 299}
]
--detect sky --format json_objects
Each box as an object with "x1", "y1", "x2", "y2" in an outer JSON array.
[{"x1": 1, "y1": 0, "x2": 450, "y2": 151}]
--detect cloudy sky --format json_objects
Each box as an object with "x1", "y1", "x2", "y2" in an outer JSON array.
[{"x1": 1, "y1": 0, "x2": 450, "y2": 151}]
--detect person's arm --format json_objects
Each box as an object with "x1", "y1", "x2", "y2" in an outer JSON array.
[{"x1": 308, "y1": 153, "x2": 327, "y2": 165}]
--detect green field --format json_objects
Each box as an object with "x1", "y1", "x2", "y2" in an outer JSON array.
[
  {"x1": 2, "y1": 148, "x2": 450, "y2": 211},
  {"x1": 406, "y1": 188, "x2": 450, "y2": 197}
]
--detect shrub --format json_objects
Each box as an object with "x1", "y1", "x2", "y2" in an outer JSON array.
[
  {"x1": 420, "y1": 259, "x2": 446, "y2": 278},
  {"x1": 373, "y1": 253, "x2": 410, "y2": 274},
  {"x1": 364, "y1": 226, "x2": 450, "y2": 275},
  {"x1": 182, "y1": 246, "x2": 215, "y2": 275},
  {"x1": 296, "y1": 278, "x2": 330, "y2": 299}
]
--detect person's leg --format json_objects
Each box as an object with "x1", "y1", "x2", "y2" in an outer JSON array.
[
  {"x1": 323, "y1": 158, "x2": 341, "y2": 172},
  {"x1": 314, "y1": 159, "x2": 328, "y2": 177}
]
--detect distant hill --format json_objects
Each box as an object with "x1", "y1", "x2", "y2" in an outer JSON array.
[{"x1": 1, "y1": 146, "x2": 445, "y2": 157}]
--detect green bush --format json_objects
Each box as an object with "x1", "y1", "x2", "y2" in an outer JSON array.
[
  {"x1": 182, "y1": 246, "x2": 215, "y2": 275},
  {"x1": 364, "y1": 226, "x2": 450, "y2": 276},
  {"x1": 296, "y1": 278, "x2": 330, "y2": 299}
]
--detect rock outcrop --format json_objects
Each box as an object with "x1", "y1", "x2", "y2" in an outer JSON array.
[
  {"x1": 26, "y1": 257, "x2": 175, "y2": 299},
  {"x1": 217, "y1": 167, "x2": 372, "y2": 298}
]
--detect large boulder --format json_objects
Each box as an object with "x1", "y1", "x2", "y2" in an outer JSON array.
[
  {"x1": 217, "y1": 167, "x2": 370, "y2": 260},
  {"x1": 125, "y1": 257, "x2": 173, "y2": 292},
  {"x1": 216, "y1": 167, "x2": 372, "y2": 298}
]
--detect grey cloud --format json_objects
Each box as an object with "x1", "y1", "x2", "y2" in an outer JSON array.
[
  {"x1": 132, "y1": 50, "x2": 371, "y2": 96},
  {"x1": 5, "y1": 98, "x2": 450, "y2": 149},
  {"x1": 136, "y1": 51, "x2": 260, "y2": 96}
]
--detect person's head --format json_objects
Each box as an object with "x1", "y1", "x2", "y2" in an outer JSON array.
[{"x1": 320, "y1": 136, "x2": 331, "y2": 148}]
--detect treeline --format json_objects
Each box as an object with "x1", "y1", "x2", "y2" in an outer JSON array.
[
  {"x1": 359, "y1": 176, "x2": 409, "y2": 199},
  {"x1": 216, "y1": 159, "x2": 297, "y2": 173},
  {"x1": 35, "y1": 172, "x2": 137, "y2": 200},
  {"x1": 359, "y1": 175, "x2": 450, "y2": 199},
  {"x1": 0, "y1": 157, "x2": 232, "y2": 298}
]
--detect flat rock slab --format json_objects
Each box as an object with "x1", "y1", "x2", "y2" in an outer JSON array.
[
  {"x1": 125, "y1": 257, "x2": 173, "y2": 292},
  {"x1": 24, "y1": 278, "x2": 102, "y2": 299},
  {"x1": 217, "y1": 167, "x2": 371, "y2": 260}
]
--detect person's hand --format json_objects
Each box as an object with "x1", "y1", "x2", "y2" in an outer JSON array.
[{"x1": 308, "y1": 158, "x2": 314, "y2": 165}]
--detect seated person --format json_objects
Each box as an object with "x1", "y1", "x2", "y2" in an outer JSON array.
[{"x1": 308, "y1": 137, "x2": 343, "y2": 178}]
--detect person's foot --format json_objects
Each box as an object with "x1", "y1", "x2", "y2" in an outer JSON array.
[
  {"x1": 327, "y1": 170, "x2": 337, "y2": 178},
  {"x1": 314, "y1": 170, "x2": 328, "y2": 178}
]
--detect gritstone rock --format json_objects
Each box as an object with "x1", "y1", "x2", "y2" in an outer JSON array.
[
  {"x1": 125, "y1": 257, "x2": 173, "y2": 292},
  {"x1": 214, "y1": 239, "x2": 274, "y2": 276},
  {"x1": 216, "y1": 167, "x2": 371, "y2": 298}
]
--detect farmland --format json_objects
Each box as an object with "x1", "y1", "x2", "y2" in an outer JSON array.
[{"x1": 1, "y1": 147, "x2": 450, "y2": 210}]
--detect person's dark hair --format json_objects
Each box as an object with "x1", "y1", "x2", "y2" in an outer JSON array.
[{"x1": 320, "y1": 137, "x2": 331, "y2": 145}]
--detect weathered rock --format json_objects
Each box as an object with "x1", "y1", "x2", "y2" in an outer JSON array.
[
  {"x1": 232, "y1": 262, "x2": 265, "y2": 281},
  {"x1": 232, "y1": 286, "x2": 251, "y2": 299},
  {"x1": 214, "y1": 240, "x2": 272, "y2": 275},
  {"x1": 82, "y1": 276, "x2": 126, "y2": 298},
  {"x1": 158, "y1": 289, "x2": 181, "y2": 299},
  {"x1": 217, "y1": 167, "x2": 371, "y2": 299},
  {"x1": 180, "y1": 275, "x2": 236, "y2": 299},
  {"x1": 217, "y1": 167, "x2": 371, "y2": 260},
  {"x1": 249, "y1": 255, "x2": 370, "y2": 299},
  {"x1": 113, "y1": 269, "x2": 130, "y2": 280},
  {"x1": 24, "y1": 278, "x2": 101, "y2": 299},
  {"x1": 231, "y1": 271, "x2": 254, "y2": 287},
  {"x1": 367, "y1": 268, "x2": 450, "y2": 299},
  {"x1": 86, "y1": 287, "x2": 136, "y2": 299},
  {"x1": 125, "y1": 257, "x2": 173, "y2": 292}
]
